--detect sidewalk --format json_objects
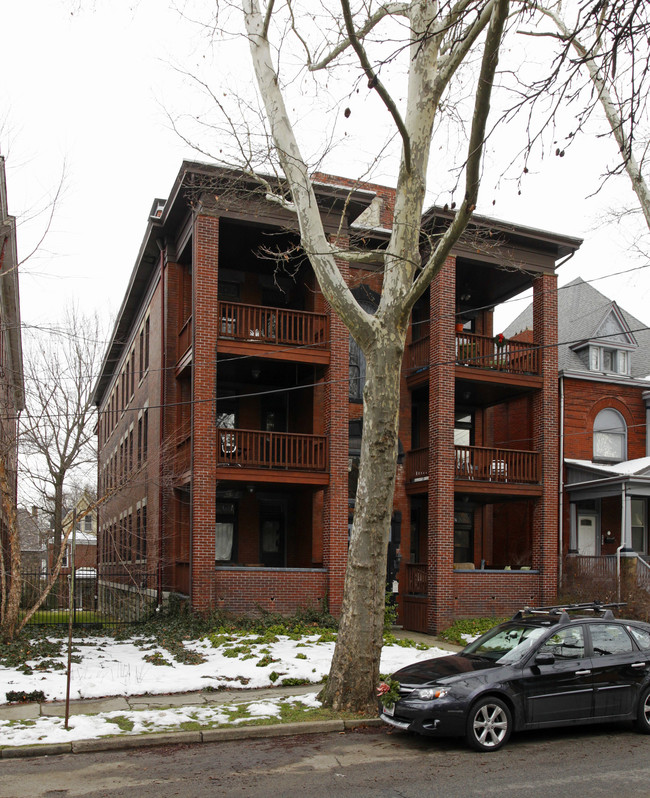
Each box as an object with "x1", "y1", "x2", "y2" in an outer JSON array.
[{"x1": 0, "y1": 630, "x2": 459, "y2": 759}]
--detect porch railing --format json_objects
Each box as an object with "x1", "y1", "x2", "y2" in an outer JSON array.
[
  {"x1": 405, "y1": 563, "x2": 427, "y2": 595},
  {"x1": 566, "y1": 555, "x2": 617, "y2": 579},
  {"x1": 407, "y1": 330, "x2": 538, "y2": 374},
  {"x1": 406, "y1": 445, "x2": 540, "y2": 484},
  {"x1": 637, "y1": 556, "x2": 650, "y2": 591},
  {"x1": 217, "y1": 428, "x2": 327, "y2": 471},
  {"x1": 456, "y1": 333, "x2": 538, "y2": 374},
  {"x1": 455, "y1": 445, "x2": 539, "y2": 483},
  {"x1": 217, "y1": 302, "x2": 328, "y2": 349}
]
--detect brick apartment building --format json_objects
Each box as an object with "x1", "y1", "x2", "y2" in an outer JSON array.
[
  {"x1": 0, "y1": 156, "x2": 25, "y2": 573},
  {"x1": 506, "y1": 278, "x2": 650, "y2": 591},
  {"x1": 93, "y1": 160, "x2": 581, "y2": 633}
]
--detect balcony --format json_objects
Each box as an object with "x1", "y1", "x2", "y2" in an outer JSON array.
[
  {"x1": 406, "y1": 445, "x2": 540, "y2": 487},
  {"x1": 217, "y1": 302, "x2": 329, "y2": 362},
  {"x1": 216, "y1": 428, "x2": 328, "y2": 483},
  {"x1": 407, "y1": 332, "x2": 538, "y2": 375}
]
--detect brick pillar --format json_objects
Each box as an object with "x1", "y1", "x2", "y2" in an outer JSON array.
[
  {"x1": 190, "y1": 214, "x2": 220, "y2": 612},
  {"x1": 323, "y1": 258, "x2": 350, "y2": 617},
  {"x1": 160, "y1": 258, "x2": 183, "y2": 589},
  {"x1": 532, "y1": 273, "x2": 559, "y2": 603},
  {"x1": 427, "y1": 257, "x2": 456, "y2": 632}
]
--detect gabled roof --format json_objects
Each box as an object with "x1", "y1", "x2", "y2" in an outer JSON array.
[
  {"x1": 565, "y1": 456, "x2": 650, "y2": 477},
  {"x1": 505, "y1": 277, "x2": 650, "y2": 379}
]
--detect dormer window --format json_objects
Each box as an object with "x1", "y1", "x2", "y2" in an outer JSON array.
[{"x1": 588, "y1": 345, "x2": 629, "y2": 375}]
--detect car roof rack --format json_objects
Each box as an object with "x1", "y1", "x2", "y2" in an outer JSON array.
[{"x1": 511, "y1": 601, "x2": 626, "y2": 624}]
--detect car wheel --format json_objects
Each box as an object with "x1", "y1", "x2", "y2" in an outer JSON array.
[
  {"x1": 466, "y1": 697, "x2": 512, "y2": 752},
  {"x1": 635, "y1": 686, "x2": 650, "y2": 734}
]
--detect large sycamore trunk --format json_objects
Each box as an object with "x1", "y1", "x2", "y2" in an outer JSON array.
[{"x1": 320, "y1": 332, "x2": 405, "y2": 713}]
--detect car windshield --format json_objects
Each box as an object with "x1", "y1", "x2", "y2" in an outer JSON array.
[{"x1": 463, "y1": 624, "x2": 548, "y2": 664}]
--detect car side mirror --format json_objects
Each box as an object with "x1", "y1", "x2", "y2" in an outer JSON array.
[{"x1": 535, "y1": 652, "x2": 555, "y2": 666}]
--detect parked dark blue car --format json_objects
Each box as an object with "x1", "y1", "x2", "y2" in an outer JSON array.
[{"x1": 380, "y1": 602, "x2": 650, "y2": 751}]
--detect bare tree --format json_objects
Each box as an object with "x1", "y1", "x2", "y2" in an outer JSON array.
[
  {"x1": 533, "y1": 1, "x2": 650, "y2": 230},
  {"x1": 166, "y1": 0, "x2": 650, "y2": 713},
  {"x1": 233, "y1": 0, "x2": 511, "y2": 713}
]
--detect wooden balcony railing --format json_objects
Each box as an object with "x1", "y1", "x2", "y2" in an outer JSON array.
[
  {"x1": 407, "y1": 331, "x2": 538, "y2": 375},
  {"x1": 455, "y1": 445, "x2": 539, "y2": 483},
  {"x1": 456, "y1": 333, "x2": 538, "y2": 374},
  {"x1": 405, "y1": 563, "x2": 427, "y2": 595},
  {"x1": 217, "y1": 302, "x2": 328, "y2": 349},
  {"x1": 217, "y1": 428, "x2": 327, "y2": 471},
  {"x1": 406, "y1": 445, "x2": 540, "y2": 484},
  {"x1": 405, "y1": 447, "x2": 429, "y2": 482}
]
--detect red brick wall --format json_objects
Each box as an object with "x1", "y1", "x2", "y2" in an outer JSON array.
[
  {"x1": 427, "y1": 257, "x2": 457, "y2": 631},
  {"x1": 191, "y1": 213, "x2": 220, "y2": 612},
  {"x1": 452, "y1": 572, "x2": 541, "y2": 619},
  {"x1": 532, "y1": 274, "x2": 559, "y2": 603},
  {"x1": 563, "y1": 377, "x2": 647, "y2": 461},
  {"x1": 214, "y1": 568, "x2": 327, "y2": 615}
]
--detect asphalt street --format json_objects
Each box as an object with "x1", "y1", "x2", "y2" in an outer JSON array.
[{"x1": 1, "y1": 722, "x2": 649, "y2": 798}]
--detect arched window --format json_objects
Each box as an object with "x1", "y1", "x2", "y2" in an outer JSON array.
[{"x1": 593, "y1": 408, "x2": 627, "y2": 462}]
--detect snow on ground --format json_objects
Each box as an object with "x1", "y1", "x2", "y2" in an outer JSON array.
[
  {"x1": 1, "y1": 633, "x2": 446, "y2": 702},
  {"x1": 0, "y1": 692, "x2": 320, "y2": 748},
  {"x1": 0, "y1": 631, "x2": 449, "y2": 748}
]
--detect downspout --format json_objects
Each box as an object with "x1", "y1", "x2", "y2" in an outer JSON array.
[
  {"x1": 157, "y1": 240, "x2": 166, "y2": 608},
  {"x1": 558, "y1": 375, "x2": 564, "y2": 588}
]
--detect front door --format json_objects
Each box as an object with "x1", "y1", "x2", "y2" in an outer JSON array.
[{"x1": 577, "y1": 513, "x2": 599, "y2": 555}]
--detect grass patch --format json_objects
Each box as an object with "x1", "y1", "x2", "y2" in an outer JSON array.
[{"x1": 106, "y1": 715, "x2": 135, "y2": 732}]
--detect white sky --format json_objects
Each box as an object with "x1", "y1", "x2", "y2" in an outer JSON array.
[{"x1": 2, "y1": 0, "x2": 649, "y2": 339}]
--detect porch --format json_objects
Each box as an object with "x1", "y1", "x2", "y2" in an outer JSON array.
[
  {"x1": 400, "y1": 563, "x2": 542, "y2": 633},
  {"x1": 406, "y1": 445, "x2": 540, "y2": 487},
  {"x1": 407, "y1": 331, "x2": 539, "y2": 375}
]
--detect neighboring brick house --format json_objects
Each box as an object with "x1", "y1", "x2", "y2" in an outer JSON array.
[
  {"x1": 93, "y1": 160, "x2": 581, "y2": 633},
  {"x1": 0, "y1": 156, "x2": 25, "y2": 575},
  {"x1": 17, "y1": 507, "x2": 46, "y2": 573},
  {"x1": 505, "y1": 277, "x2": 650, "y2": 590}
]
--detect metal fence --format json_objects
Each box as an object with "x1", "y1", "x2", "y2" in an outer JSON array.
[{"x1": 9, "y1": 567, "x2": 158, "y2": 628}]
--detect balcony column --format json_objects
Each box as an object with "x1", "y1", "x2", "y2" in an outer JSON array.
[
  {"x1": 160, "y1": 255, "x2": 182, "y2": 586},
  {"x1": 427, "y1": 256, "x2": 456, "y2": 633},
  {"x1": 531, "y1": 273, "x2": 559, "y2": 603},
  {"x1": 190, "y1": 213, "x2": 220, "y2": 613},
  {"x1": 322, "y1": 240, "x2": 349, "y2": 616}
]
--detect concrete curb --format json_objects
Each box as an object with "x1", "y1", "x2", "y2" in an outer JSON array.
[{"x1": 0, "y1": 717, "x2": 384, "y2": 759}]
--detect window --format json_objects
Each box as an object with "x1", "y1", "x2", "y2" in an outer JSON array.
[
  {"x1": 631, "y1": 499, "x2": 647, "y2": 553},
  {"x1": 454, "y1": 412, "x2": 473, "y2": 447},
  {"x1": 454, "y1": 509, "x2": 473, "y2": 563},
  {"x1": 589, "y1": 623, "x2": 633, "y2": 656},
  {"x1": 629, "y1": 625, "x2": 650, "y2": 650},
  {"x1": 539, "y1": 626, "x2": 585, "y2": 660},
  {"x1": 589, "y1": 346, "x2": 630, "y2": 375},
  {"x1": 348, "y1": 296, "x2": 376, "y2": 401},
  {"x1": 215, "y1": 501, "x2": 237, "y2": 562},
  {"x1": 593, "y1": 408, "x2": 627, "y2": 462}
]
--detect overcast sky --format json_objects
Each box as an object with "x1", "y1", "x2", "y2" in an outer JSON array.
[{"x1": 2, "y1": 0, "x2": 649, "y2": 341}]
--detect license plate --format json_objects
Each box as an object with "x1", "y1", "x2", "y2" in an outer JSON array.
[{"x1": 384, "y1": 703, "x2": 395, "y2": 716}]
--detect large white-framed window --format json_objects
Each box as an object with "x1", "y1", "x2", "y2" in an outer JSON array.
[{"x1": 593, "y1": 408, "x2": 627, "y2": 462}]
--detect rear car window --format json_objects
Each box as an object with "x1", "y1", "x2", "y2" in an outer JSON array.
[
  {"x1": 589, "y1": 623, "x2": 633, "y2": 656},
  {"x1": 628, "y1": 625, "x2": 650, "y2": 650}
]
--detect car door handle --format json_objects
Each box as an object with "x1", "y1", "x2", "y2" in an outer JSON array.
[
  {"x1": 575, "y1": 670, "x2": 591, "y2": 675},
  {"x1": 631, "y1": 662, "x2": 646, "y2": 669}
]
